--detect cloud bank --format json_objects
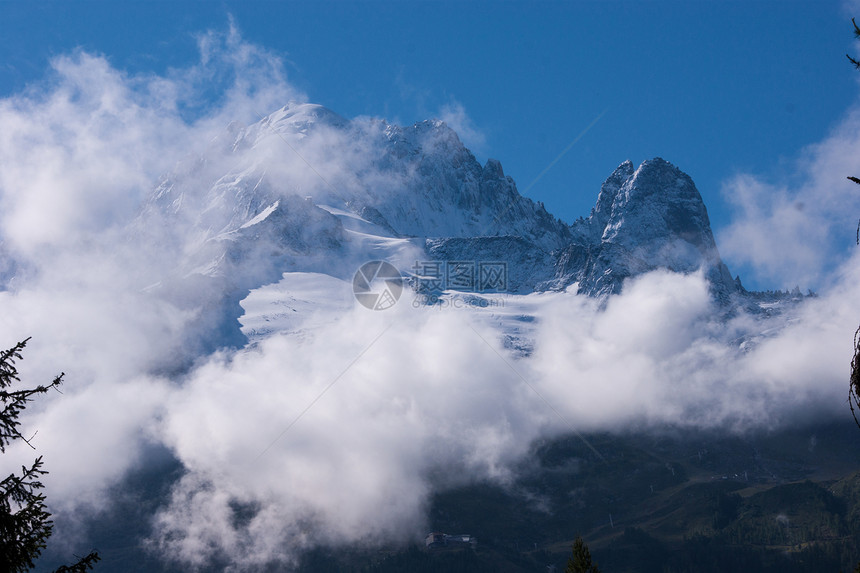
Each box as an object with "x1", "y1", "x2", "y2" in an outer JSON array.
[{"x1": 0, "y1": 25, "x2": 858, "y2": 571}]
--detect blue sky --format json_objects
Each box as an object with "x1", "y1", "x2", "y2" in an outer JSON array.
[{"x1": 2, "y1": 0, "x2": 860, "y2": 289}]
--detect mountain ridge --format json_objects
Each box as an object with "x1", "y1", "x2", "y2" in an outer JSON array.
[
  {"x1": 139, "y1": 103, "x2": 738, "y2": 295},
  {"x1": 121, "y1": 101, "x2": 806, "y2": 353}
]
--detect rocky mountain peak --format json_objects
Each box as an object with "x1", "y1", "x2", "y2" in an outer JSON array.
[
  {"x1": 602, "y1": 157, "x2": 718, "y2": 258},
  {"x1": 581, "y1": 159, "x2": 635, "y2": 243},
  {"x1": 563, "y1": 158, "x2": 738, "y2": 299},
  {"x1": 482, "y1": 158, "x2": 505, "y2": 181}
]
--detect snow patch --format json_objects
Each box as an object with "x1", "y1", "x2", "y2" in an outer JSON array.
[{"x1": 240, "y1": 200, "x2": 280, "y2": 229}]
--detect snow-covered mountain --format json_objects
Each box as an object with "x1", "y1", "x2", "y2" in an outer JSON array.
[
  {"x1": 132, "y1": 102, "x2": 778, "y2": 346},
  {"x1": 561, "y1": 158, "x2": 740, "y2": 301}
]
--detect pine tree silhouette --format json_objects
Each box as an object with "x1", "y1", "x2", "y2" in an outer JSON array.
[
  {"x1": 0, "y1": 338, "x2": 99, "y2": 572},
  {"x1": 565, "y1": 535, "x2": 601, "y2": 573}
]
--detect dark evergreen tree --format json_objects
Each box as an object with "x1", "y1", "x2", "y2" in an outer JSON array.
[
  {"x1": 0, "y1": 338, "x2": 99, "y2": 572},
  {"x1": 566, "y1": 535, "x2": 601, "y2": 573}
]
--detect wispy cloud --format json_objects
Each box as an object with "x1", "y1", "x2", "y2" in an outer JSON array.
[
  {"x1": 437, "y1": 100, "x2": 486, "y2": 153},
  {"x1": 717, "y1": 103, "x2": 860, "y2": 289}
]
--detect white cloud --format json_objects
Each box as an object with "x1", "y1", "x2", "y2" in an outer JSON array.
[
  {"x1": 128, "y1": 262, "x2": 856, "y2": 569},
  {"x1": 437, "y1": 100, "x2": 486, "y2": 153},
  {"x1": 534, "y1": 267, "x2": 857, "y2": 433},
  {"x1": 147, "y1": 302, "x2": 544, "y2": 566},
  {"x1": 139, "y1": 262, "x2": 860, "y2": 569},
  {"x1": 717, "y1": 104, "x2": 860, "y2": 289},
  {"x1": 0, "y1": 23, "x2": 303, "y2": 546},
  {"x1": 0, "y1": 23, "x2": 302, "y2": 261}
]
